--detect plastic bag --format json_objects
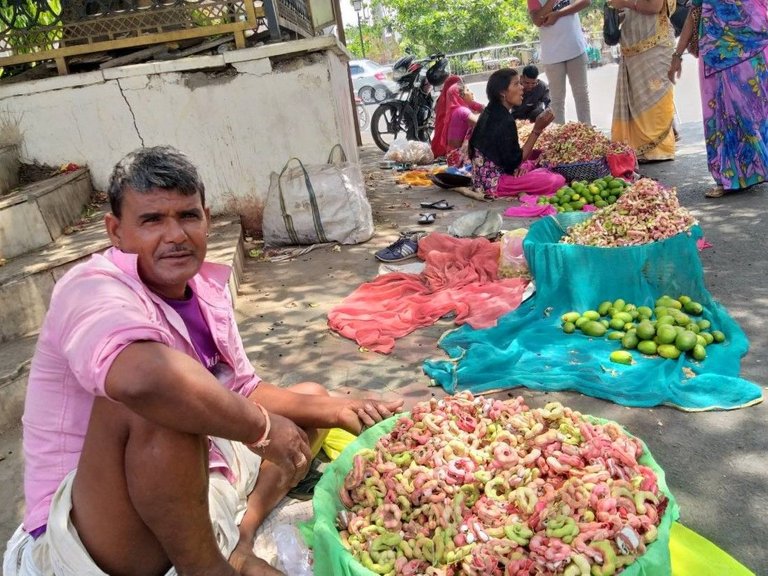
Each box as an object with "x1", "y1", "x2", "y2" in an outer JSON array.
[
  {"x1": 603, "y1": 5, "x2": 621, "y2": 46},
  {"x1": 383, "y1": 137, "x2": 435, "y2": 164},
  {"x1": 263, "y1": 145, "x2": 374, "y2": 247},
  {"x1": 498, "y1": 228, "x2": 530, "y2": 279},
  {"x1": 274, "y1": 524, "x2": 313, "y2": 576}
]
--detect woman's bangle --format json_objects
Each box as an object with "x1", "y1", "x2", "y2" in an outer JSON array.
[
  {"x1": 672, "y1": 51, "x2": 683, "y2": 60},
  {"x1": 247, "y1": 402, "x2": 271, "y2": 450}
]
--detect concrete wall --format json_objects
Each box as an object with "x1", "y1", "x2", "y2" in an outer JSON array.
[{"x1": 0, "y1": 37, "x2": 358, "y2": 235}]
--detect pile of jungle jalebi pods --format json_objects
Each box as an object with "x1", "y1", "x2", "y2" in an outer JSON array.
[{"x1": 337, "y1": 392, "x2": 668, "y2": 575}]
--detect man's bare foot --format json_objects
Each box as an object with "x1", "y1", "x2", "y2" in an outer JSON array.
[{"x1": 229, "y1": 543, "x2": 285, "y2": 575}]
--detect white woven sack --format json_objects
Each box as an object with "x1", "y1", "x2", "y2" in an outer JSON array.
[{"x1": 263, "y1": 146, "x2": 374, "y2": 247}]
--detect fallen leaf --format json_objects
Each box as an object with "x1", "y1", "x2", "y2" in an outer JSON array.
[{"x1": 248, "y1": 248, "x2": 263, "y2": 259}]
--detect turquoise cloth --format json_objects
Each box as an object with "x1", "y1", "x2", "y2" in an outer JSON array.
[{"x1": 424, "y1": 215, "x2": 763, "y2": 411}]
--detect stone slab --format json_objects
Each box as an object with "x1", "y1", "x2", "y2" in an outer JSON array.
[{"x1": 0, "y1": 169, "x2": 93, "y2": 260}]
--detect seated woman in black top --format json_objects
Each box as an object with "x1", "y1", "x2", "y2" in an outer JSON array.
[{"x1": 469, "y1": 68, "x2": 564, "y2": 198}]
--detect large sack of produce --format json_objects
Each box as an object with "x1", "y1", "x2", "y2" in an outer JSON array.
[
  {"x1": 303, "y1": 392, "x2": 679, "y2": 576},
  {"x1": 424, "y1": 181, "x2": 762, "y2": 410}
]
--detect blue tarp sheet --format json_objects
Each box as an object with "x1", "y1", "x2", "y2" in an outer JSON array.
[{"x1": 424, "y1": 215, "x2": 763, "y2": 411}]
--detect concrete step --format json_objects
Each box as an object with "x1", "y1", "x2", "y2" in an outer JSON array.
[
  {"x1": 0, "y1": 214, "x2": 244, "y2": 433},
  {"x1": 0, "y1": 205, "x2": 112, "y2": 345},
  {"x1": 0, "y1": 168, "x2": 94, "y2": 261}
]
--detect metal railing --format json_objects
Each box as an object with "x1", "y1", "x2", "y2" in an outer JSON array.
[{"x1": 0, "y1": 0, "x2": 318, "y2": 75}]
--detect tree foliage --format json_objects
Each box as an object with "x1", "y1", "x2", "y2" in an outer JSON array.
[
  {"x1": 373, "y1": 0, "x2": 538, "y2": 55},
  {"x1": 344, "y1": 19, "x2": 401, "y2": 63}
]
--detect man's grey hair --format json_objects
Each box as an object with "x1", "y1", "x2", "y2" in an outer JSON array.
[{"x1": 108, "y1": 146, "x2": 206, "y2": 217}]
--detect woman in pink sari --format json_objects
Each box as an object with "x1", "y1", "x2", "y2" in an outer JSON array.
[
  {"x1": 468, "y1": 68, "x2": 565, "y2": 198},
  {"x1": 444, "y1": 84, "x2": 482, "y2": 166},
  {"x1": 431, "y1": 75, "x2": 484, "y2": 159}
]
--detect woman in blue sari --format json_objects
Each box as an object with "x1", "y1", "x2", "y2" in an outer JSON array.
[{"x1": 668, "y1": 0, "x2": 768, "y2": 198}]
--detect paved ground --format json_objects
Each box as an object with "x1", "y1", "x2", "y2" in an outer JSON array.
[
  {"x1": 1, "y1": 84, "x2": 766, "y2": 573},
  {"x1": 238, "y1": 131, "x2": 768, "y2": 575}
]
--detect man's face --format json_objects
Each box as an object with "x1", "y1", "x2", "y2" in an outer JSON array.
[
  {"x1": 522, "y1": 76, "x2": 538, "y2": 93},
  {"x1": 105, "y1": 188, "x2": 210, "y2": 299}
]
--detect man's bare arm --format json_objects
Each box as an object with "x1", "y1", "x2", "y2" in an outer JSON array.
[{"x1": 106, "y1": 341, "x2": 267, "y2": 443}]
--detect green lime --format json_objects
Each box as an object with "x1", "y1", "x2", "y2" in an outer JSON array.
[
  {"x1": 610, "y1": 350, "x2": 634, "y2": 365},
  {"x1": 637, "y1": 340, "x2": 658, "y2": 356},
  {"x1": 597, "y1": 301, "x2": 613, "y2": 316},
  {"x1": 621, "y1": 332, "x2": 639, "y2": 350},
  {"x1": 635, "y1": 322, "x2": 656, "y2": 341},
  {"x1": 658, "y1": 344, "x2": 682, "y2": 359},
  {"x1": 656, "y1": 324, "x2": 677, "y2": 345},
  {"x1": 675, "y1": 330, "x2": 698, "y2": 352},
  {"x1": 691, "y1": 344, "x2": 707, "y2": 361},
  {"x1": 712, "y1": 330, "x2": 726, "y2": 343},
  {"x1": 563, "y1": 322, "x2": 576, "y2": 334}
]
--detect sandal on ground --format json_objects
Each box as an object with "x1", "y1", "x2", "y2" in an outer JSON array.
[
  {"x1": 419, "y1": 199, "x2": 454, "y2": 210},
  {"x1": 705, "y1": 187, "x2": 726, "y2": 198},
  {"x1": 418, "y1": 213, "x2": 436, "y2": 225}
]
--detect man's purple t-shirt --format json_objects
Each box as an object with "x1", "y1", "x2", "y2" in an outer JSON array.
[{"x1": 162, "y1": 289, "x2": 221, "y2": 371}]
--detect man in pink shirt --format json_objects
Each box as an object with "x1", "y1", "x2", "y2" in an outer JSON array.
[{"x1": 4, "y1": 146, "x2": 402, "y2": 575}]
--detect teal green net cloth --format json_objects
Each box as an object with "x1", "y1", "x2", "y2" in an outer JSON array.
[
  {"x1": 423, "y1": 215, "x2": 762, "y2": 411},
  {"x1": 302, "y1": 413, "x2": 680, "y2": 576}
]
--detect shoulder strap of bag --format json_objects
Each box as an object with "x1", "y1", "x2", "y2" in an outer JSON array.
[
  {"x1": 277, "y1": 158, "x2": 329, "y2": 244},
  {"x1": 327, "y1": 144, "x2": 347, "y2": 165}
]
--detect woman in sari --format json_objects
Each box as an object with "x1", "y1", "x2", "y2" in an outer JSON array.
[
  {"x1": 444, "y1": 84, "x2": 482, "y2": 167},
  {"x1": 468, "y1": 68, "x2": 565, "y2": 198},
  {"x1": 668, "y1": 0, "x2": 768, "y2": 197},
  {"x1": 609, "y1": 0, "x2": 677, "y2": 162},
  {"x1": 431, "y1": 75, "x2": 484, "y2": 159}
]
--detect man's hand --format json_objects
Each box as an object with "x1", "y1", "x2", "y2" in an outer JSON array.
[
  {"x1": 254, "y1": 412, "x2": 311, "y2": 486},
  {"x1": 335, "y1": 398, "x2": 404, "y2": 434},
  {"x1": 542, "y1": 10, "x2": 560, "y2": 25}
]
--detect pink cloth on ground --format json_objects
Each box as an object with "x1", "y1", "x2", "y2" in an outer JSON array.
[{"x1": 327, "y1": 233, "x2": 529, "y2": 354}]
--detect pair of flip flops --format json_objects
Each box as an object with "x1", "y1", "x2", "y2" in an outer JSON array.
[
  {"x1": 419, "y1": 199, "x2": 454, "y2": 210},
  {"x1": 418, "y1": 213, "x2": 436, "y2": 225}
]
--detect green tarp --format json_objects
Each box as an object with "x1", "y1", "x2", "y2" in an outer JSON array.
[{"x1": 303, "y1": 413, "x2": 679, "y2": 575}]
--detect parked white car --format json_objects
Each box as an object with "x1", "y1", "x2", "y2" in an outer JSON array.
[{"x1": 349, "y1": 59, "x2": 399, "y2": 104}]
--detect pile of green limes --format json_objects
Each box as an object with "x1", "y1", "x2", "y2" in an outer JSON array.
[
  {"x1": 538, "y1": 176, "x2": 628, "y2": 212},
  {"x1": 560, "y1": 295, "x2": 726, "y2": 364}
]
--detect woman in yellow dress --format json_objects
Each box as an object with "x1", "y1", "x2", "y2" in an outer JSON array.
[{"x1": 609, "y1": 0, "x2": 676, "y2": 162}]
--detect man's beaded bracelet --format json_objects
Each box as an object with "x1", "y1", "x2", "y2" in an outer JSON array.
[
  {"x1": 672, "y1": 51, "x2": 684, "y2": 60},
  {"x1": 247, "y1": 402, "x2": 272, "y2": 450}
]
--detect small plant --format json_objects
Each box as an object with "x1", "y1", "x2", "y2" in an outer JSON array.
[
  {"x1": 0, "y1": 114, "x2": 22, "y2": 148},
  {"x1": 463, "y1": 60, "x2": 483, "y2": 74}
]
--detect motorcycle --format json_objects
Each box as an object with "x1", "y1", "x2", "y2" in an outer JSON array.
[
  {"x1": 355, "y1": 96, "x2": 369, "y2": 131},
  {"x1": 370, "y1": 53, "x2": 449, "y2": 152}
]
